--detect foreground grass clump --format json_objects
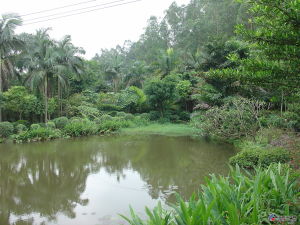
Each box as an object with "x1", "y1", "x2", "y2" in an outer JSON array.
[
  {"x1": 122, "y1": 164, "x2": 300, "y2": 225},
  {"x1": 121, "y1": 123, "x2": 199, "y2": 136}
]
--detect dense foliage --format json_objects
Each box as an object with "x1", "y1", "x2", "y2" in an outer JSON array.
[
  {"x1": 0, "y1": 1, "x2": 299, "y2": 223},
  {"x1": 0, "y1": 0, "x2": 299, "y2": 172},
  {"x1": 0, "y1": 0, "x2": 298, "y2": 131}
]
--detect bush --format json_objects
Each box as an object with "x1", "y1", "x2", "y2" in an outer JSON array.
[
  {"x1": 53, "y1": 117, "x2": 69, "y2": 129},
  {"x1": 14, "y1": 127, "x2": 62, "y2": 143},
  {"x1": 64, "y1": 119, "x2": 98, "y2": 137},
  {"x1": 116, "y1": 112, "x2": 135, "y2": 120},
  {"x1": 98, "y1": 119, "x2": 133, "y2": 133},
  {"x1": 140, "y1": 113, "x2": 150, "y2": 121},
  {"x1": 149, "y1": 111, "x2": 161, "y2": 120},
  {"x1": 131, "y1": 115, "x2": 150, "y2": 127},
  {"x1": 259, "y1": 111, "x2": 300, "y2": 131},
  {"x1": 30, "y1": 124, "x2": 41, "y2": 130},
  {"x1": 116, "y1": 111, "x2": 127, "y2": 118},
  {"x1": 0, "y1": 122, "x2": 14, "y2": 138},
  {"x1": 70, "y1": 117, "x2": 81, "y2": 122},
  {"x1": 15, "y1": 120, "x2": 29, "y2": 127},
  {"x1": 193, "y1": 97, "x2": 263, "y2": 141},
  {"x1": 122, "y1": 164, "x2": 299, "y2": 225},
  {"x1": 101, "y1": 114, "x2": 114, "y2": 121},
  {"x1": 124, "y1": 113, "x2": 135, "y2": 121},
  {"x1": 15, "y1": 124, "x2": 27, "y2": 134},
  {"x1": 76, "y1": 105, "x2": 100, "y2": 120},
  {"x1": 46, "y1": 121, "x2": 56, "y2": 129},
  {"x1": 230, "y1": 148, "x2": 290, "y2": 169}
]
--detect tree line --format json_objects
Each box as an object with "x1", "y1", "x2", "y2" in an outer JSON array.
[{"x1": 0, "y1": 0, "x2": 299, "y2": 135}]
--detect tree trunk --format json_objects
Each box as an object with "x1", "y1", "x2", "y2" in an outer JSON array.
[
  {"x1": 58, "y1": 80, "x2": 63, "y2": 116},
  {"x1": 280, "y1": 90, "x2": 284, "y2": 116},
  {"x1": 44, "y1": 75, "x2": 48, "y2": 123},
  {"x1": 0, "y1": 55, "x2": 2, "y2": 122},
  {"x1": 0, "y1": 78, "x2": 2, "y2": 122}
]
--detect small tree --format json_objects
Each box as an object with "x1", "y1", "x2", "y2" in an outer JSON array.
[
  {"x1": 3, "y1": 86, "x2": 37, "y2": 120},
  {"x1": 144, "y1": 75, "x2": 178, "y2": 117}
]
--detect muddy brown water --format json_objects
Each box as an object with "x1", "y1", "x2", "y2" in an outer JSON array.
[{"x1": 0, "y1": 134, "x2": 235, "y2": 225}]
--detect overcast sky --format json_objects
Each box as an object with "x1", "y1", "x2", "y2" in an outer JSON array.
[{"x1": 1, "y1": 0, "x2": 190, "y2": 58}]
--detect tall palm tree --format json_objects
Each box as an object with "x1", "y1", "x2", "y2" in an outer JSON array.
[
  {"x1": 55, "y1": 35, "x2": 85, "y2": 115},
  {"x1": 24, "y1": 29, "x2": 84, "y2": 122},
  {"x1": 0, "y1": 13, "x2": 23, "y2": 121}
]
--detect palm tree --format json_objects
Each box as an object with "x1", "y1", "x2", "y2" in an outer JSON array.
[
  {"x1": 96, "y1": 48, "x2": 124, "y2": 92},
  {"x1": 0, "y1": 13, "x2": 23, "y2": 121},
  {"x1": 24, "y1": 29, "x2": 84, "y2": 122},
  {"x1": 156, "y1": 48, "x2": 178, "y2": 77},
  {"x1": 55, "y1": 35, "x2": 85, "y2": 115}
]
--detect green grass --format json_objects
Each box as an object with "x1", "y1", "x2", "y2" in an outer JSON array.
[{"x1": 120, "y1": 123, "x2": 199, "y2": 136}]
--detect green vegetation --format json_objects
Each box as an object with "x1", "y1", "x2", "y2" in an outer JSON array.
[
  {"x1": 0, "y1": 0, "x2": 299, "y2": 223},
  {"x1": 230, "y1": 148, "x2": 290, "y2": 169},
  {"x1": 121, "y1": 124, "x2": 199, "y2": 136},
  {"x1": 122, "y1": 164, "x2": 300, "y2": 225},
  {"x1": 0, "y1": 122, "x2": 14, "y2": 138}
]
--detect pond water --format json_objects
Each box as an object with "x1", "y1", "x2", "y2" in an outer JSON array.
[{"x1": 0, "y1": 134, "x2": 235, "y2": 225}]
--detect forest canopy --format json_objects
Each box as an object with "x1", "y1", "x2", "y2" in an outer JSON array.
[{"x1": 0, "y1": 0, "x2": 299, "y2": 142}]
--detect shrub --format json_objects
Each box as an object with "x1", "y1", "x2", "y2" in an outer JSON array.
[
  {"x1": 116, "y1": 112, "x2": 135, "y2": 120},
  {"x1": 76, "y1": 105, "x2": 100, "y2": 120},
  {"x1": 14, "y1": 127, "x2": 62, "y2": 143},
  {"x1": 53, "y1": 117, "x2": 69, "y2": 129},
  {"x1": 230, "y1": 148, "x2": 290, "y2": 169},
  {"x1": 0, "y1": 122, "x2": 14, "y2": 138},
  {"x1": 15, "y1": 120, "x2": 29, "y2": 127},
  {"x1": 94, "y1": 114, "x2": 113, "y2": 125},
  {"x1": 98, "y1": 119, "x2": 133, "y2": 133},
  {"x1": 15, "y1": 124, "x2": 27, "y2": 134},
  {"x1": 193, "y1": 97, "x2": 264, "y2": 141},
  {"x1": 149, "y1": 111, "x2": 161, "y2": 120},
  {"x1": 259, "y1": 111, "x2": 300, "y2": 131},
  {"x1": 38, "y1": 123, "x2": 47, "y2": 128},
  {"x1": 30, "y1": 124, "x2": 41, "y2": 130},
  {"x1": 122, "y1": 164, "x2": 299, "y2": 225},
  {"x1": 70, "y1": 117, "x2": 81, "y2": 122},
  {"x1": 108, "y1": 111, "x2": 118, "y2": 117},
  {"x1": 178, "y1": 111, "x2": 190, "y2": 121},
  {"x1": 64, "y1": 119, "x2": 98, "y2": 137},
  {"x1": 124, "y1": 113, "x2": 135, "y2": 121},
  {"x1": 46, "y1": 121, "x2": 56, "y2": 129},
  {"x1": 140, "y1": 113, "x2": 150, "y2": 121},
  {"x1": 116, "y1": 111, "x2": 127, "y2": 118},
  {"x1": 132, "y1": 115, "x2": 150, "y2": 127},
  {"x1": 101, "y1": 114, "x2": 114, "y2": 121}
]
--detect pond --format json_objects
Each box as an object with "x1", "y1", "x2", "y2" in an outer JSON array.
[{"x1": 0, "y1": 134, "x2": 235, "y2": 225}]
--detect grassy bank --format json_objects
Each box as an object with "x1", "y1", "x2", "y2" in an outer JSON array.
[{"x1": 120, "y1": 123, "x2": 199, "y2": 136}]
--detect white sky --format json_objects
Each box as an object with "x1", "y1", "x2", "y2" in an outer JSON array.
[{"x1": 0, "y1": 0, "x2": 190, "y2": 58}]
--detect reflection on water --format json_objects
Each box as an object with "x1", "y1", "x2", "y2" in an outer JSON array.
[{"x1": 0, "y1": 135, "x2": 235, "y2": 225}]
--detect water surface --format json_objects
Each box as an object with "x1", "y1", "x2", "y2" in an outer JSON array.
[{"x1": 0, "y1": 134, "x2": 235, "y2": 225}]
